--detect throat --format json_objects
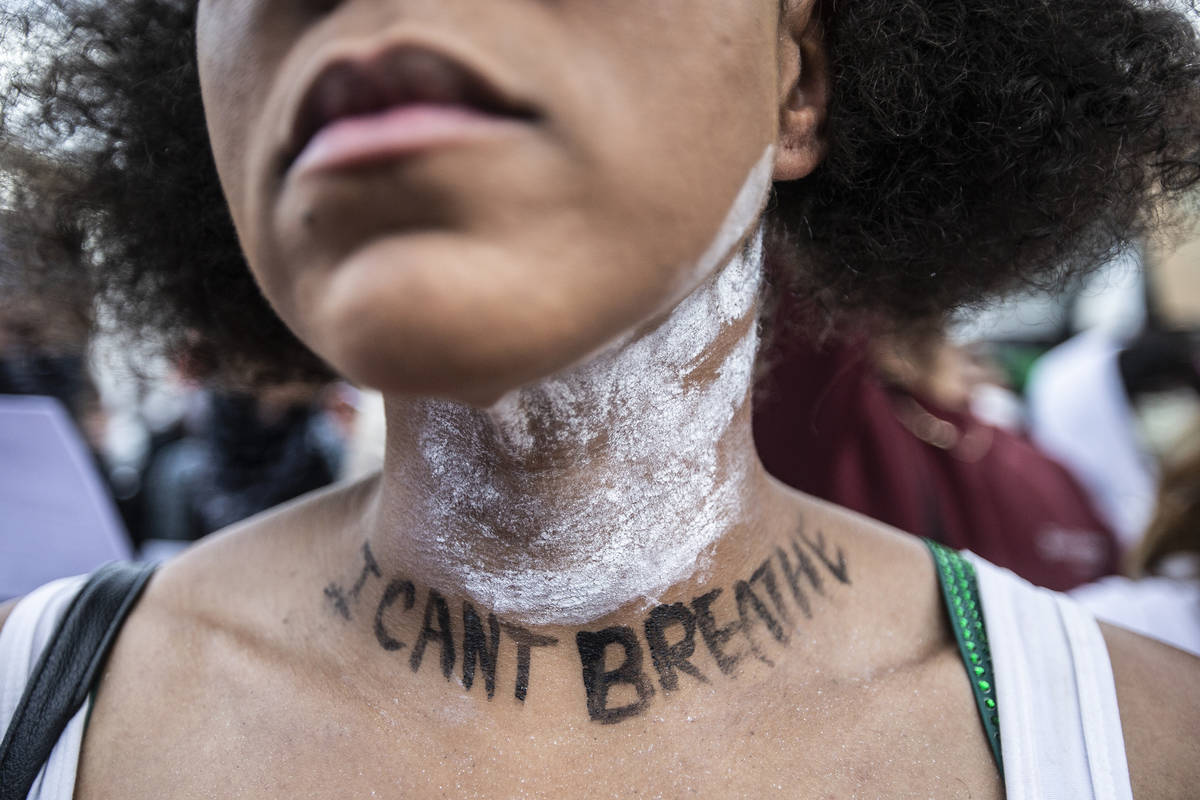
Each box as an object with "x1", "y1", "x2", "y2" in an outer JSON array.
[{"x1": 374, "y1": 235, "x2": 766, "y2": 626}]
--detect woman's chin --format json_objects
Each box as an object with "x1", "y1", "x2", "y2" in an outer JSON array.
[{"x1": 319, "y1": 331, "x2": 571, "y2": 408}]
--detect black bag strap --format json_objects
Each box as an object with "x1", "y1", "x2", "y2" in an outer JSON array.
[{"x1": 0, "y1": 562, "x2": 156, "y2": 800}]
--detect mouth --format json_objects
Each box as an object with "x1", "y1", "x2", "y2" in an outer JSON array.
[{"x1": 284, "y1": 43, "x2": 540, "y2": 176}]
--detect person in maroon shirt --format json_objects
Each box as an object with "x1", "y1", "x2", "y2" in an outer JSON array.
[{"x1": 755, "y1": 320, "x2": 1121, "y2": 591}]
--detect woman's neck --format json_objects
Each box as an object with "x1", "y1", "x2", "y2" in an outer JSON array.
[{"x1": 370, "y1": 232, "x2": 767, "y2": 627}]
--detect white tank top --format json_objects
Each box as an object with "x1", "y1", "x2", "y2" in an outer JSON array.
[
  {"x1": 0, "y1": 576, "x2": 90, "y2": 800},
  {"x1": 1, "y1": 558, "x2": 1133, "y2": 799},
  {"x1": 968, "y1": 554, "x2": 1133, "y2": 799}
]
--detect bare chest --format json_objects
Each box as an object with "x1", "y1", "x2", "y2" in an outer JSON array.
[{"x1": 75, "y1": 652, "x2": 1002, "y2": 799}]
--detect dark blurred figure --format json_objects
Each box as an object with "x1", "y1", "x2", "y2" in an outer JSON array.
[
  {"x1": 0, "y1": 352, "x2": 91, "y2": 422},
  {"x1": 142, "y1": 382, "x2": 343, "y2": 542},
  {"x1": 755, "y1": 298, "x2": 1120, "y2": 591}
]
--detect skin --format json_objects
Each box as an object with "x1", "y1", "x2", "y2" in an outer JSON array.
[
  {"x1": 202, "y1": 0, "x2": 807, "y2": 405},
  {"x1": 2, "y1": 0, "x2": 1197, "y2": 796}
]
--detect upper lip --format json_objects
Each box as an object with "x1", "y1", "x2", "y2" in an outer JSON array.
[{"x1": 283, "y1": 39, "x2": 540, "y2": 171}]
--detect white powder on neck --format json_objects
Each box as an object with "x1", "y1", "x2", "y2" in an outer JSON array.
[{"x1": 403, "y1": 146, "x2": 775, "y2": 625}]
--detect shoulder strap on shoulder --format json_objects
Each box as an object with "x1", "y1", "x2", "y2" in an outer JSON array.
[
  {"x1": 924, "y1": 539, "x2": 1004, "y2": 776},
  {"x1": 969, "y1": 554, "x2": 1133, "y2": 800},
  {"x1": 0, "y1": 562, "x2": 155, "y2": 800}
]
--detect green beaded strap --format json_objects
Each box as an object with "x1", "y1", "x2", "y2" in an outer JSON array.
[{"x1": 924, "y1": 539, "x2": 1004, "y2": 776}]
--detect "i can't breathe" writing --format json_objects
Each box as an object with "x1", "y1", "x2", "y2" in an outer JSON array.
[{"x1": 323, "y1": 524, "x2": 850, "y2": 724}]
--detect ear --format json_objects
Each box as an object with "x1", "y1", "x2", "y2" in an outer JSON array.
[{"x1": 774, "y1": 1, "x2": 829, "y2": 182}]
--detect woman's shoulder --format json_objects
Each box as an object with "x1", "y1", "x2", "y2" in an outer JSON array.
[
  {"x1": 811, "y1": 508, "x2": 1198, "y2": 800},
  {"x1": 68, "y1": 485, "x2": 373, "y2": 797},
  {"x1": 963, "y1": 551, "x2": 1200, "y2": 799},
  {"x1": 109, "y1": 477, "x2": 374, "y2": 671},
  {"x1": 1104, "y1": 623, "x2": 1200, "y2": 799}
]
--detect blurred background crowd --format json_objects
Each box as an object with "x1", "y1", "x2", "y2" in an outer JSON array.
[{"x1": 2, "y1": 157, "x2": 1199, "y2": 655}]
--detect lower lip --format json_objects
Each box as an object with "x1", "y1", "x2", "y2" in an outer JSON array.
[{"x1": 291, "y1": 104, "x2": 528, "y2": 176}]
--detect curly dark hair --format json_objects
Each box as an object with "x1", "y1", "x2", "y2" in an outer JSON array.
[{"x1": 3, "y1": 0, "x2": 1200, "y2": 383}]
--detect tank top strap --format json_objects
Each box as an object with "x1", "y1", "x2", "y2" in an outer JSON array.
[
  {"x1": 0, "y1": 575, "x2": 91, "y2": 800},
  {"x1": 967, "y1": 551, "x2": 1133, "y2": 800},
  {"x1": 924, "y1": 539, "x2": 1004, "y2": 775}
]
